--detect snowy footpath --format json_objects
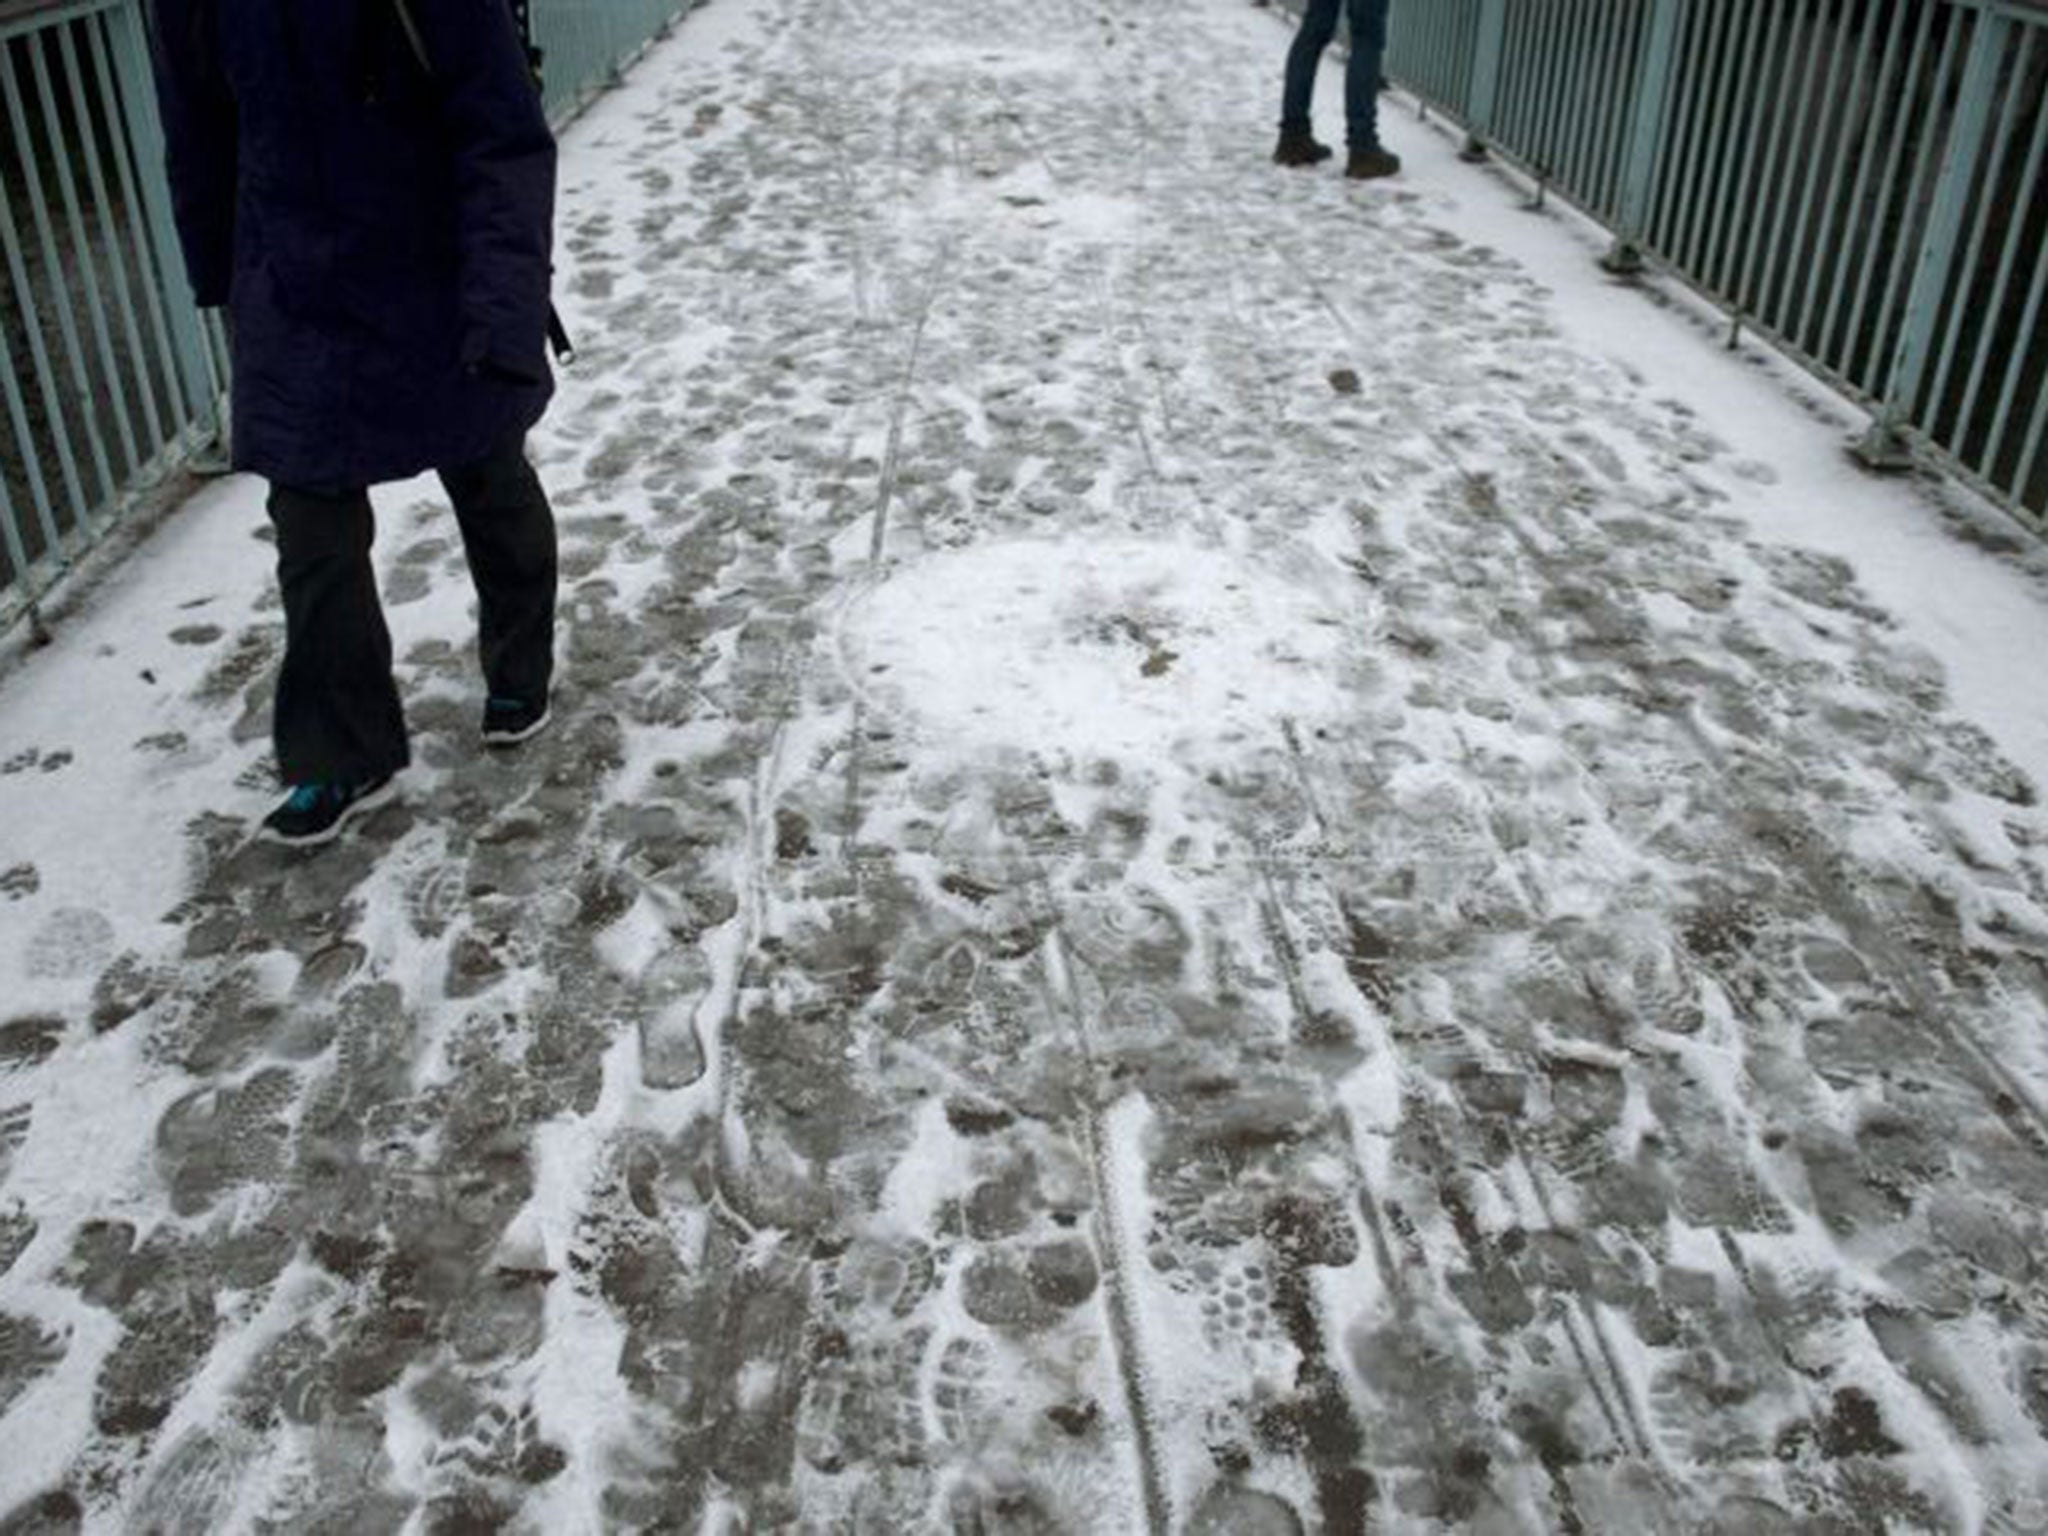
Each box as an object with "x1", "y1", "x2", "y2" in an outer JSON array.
[{"x1": 8, "y1": 0, "x2": 2048, "y2": 1528}]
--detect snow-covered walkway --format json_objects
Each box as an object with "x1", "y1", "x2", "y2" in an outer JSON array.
[{"x1": 6, "y1": 0, "x2": 2048, "y2": 1528}]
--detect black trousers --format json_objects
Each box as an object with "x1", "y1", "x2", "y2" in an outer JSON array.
[{"x1": 266, "y1": 438, "x2": 558, "y2": 785}]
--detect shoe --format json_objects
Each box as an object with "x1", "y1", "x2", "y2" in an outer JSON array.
[
  {"x1": 481, "y1": 694, "x2": 551, "y2": 747},
  {"x1": 1345, "y1": 145, "x2": 1402, "y2": 180},
  {"x1": 259, "y1": 774, "x2": 397, "y2": 848},
  {"x1": 1273, "y1": 129, "x2": 1334, "y2": 168}
]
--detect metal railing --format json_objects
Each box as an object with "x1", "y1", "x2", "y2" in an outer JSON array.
[
  {"x1": 1314, "y1": 0, "x2": 2048, "y2": 527},
  {"x1": 534, "y1": 0, "x2": 695, "y2": 122},
  {"x1": 1, "y1": 0, "x2": 227, "y2": 639},
  {"x1": 0, "y1": 0, "x2": 697, "y2": 639}
]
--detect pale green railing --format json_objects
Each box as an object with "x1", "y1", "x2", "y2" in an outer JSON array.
[
  {"x1": 0, "y1": 0, "x2": 697, "y2": 639},
  {"x1": 1291, "y1": 0, "x2": 2048, "y2": 528},
  {"x1": 1, "y1": 0, "x2": 226, "y2": 640},
  {"x1": 533, "y1": 0, "x2": 695, "y2": 121}
]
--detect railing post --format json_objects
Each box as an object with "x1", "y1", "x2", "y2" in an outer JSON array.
[
  {"x1": 1460, "y1": 0, "x2": 1508, "y2": 162},
  {"x1": 1853, "y1": 12, "x2": 2009, "y2": 472},
  {"x1": 103, "y1": 0, "x2": 223, "y2": 451},
  {"x1": 1601, "y1": 0, "x2": 1684, "y2": 274}
]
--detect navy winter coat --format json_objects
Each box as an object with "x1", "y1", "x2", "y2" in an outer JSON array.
[{"x1": 147, "y1": 0, "x2": 557, "y2": 491}]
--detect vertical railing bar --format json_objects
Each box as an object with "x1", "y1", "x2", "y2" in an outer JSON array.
[
  {"x1": 1866, "y1": 9, "x2": 1968, "y2": 387},
  {"x1": 1643, "y1": 0, "x2": 1694, "y2": 250},
  {"x1": 1924, "y1": 27, "x2": 2033, "y2": 444},
  {"x1": 29, "y1": 25, "x2": 127, "y2": 505},
  {"x1": 49, "y1": 21, "x2": 141, "y2": 479},
  {"x1": 602, "y1": 0, "x2": 629, "y2": 85},
  {"x1": 1431, "y1": 2, "x2": 1451, "y2": 112},
  {"x1": 1856, "y1": 11, "x2": 2008, "y2": 465},
  {"x1": 1665, "y1": 0, "x2": 1732, "y2": 269},
  {"x1": 1407, "y1": 1, "x2": 1430, "y2": 105},
  {"x1": 3, "y1": 35, "x2": 116, "y2": 512},
  {"x1": 0, "y1": 464, "x2": 40, "y2": 614},
  {"x1": 1539, "y1": 0, "x2": 1579, "y2": 181},
  {"x1": 1450, "y1": 0, "x2": 1466, "y2": 107},
  {"x1": 1461, "y1": 0, "x2": 1476, "y2": 106},
  {"x1": 1717, "y1": 0, "x2": 1787, "y2": 305},
  {"x1": 1445, "y1": 2, "x2": 1467, "y2": 126},
  {"x1": 1571, "y1": 0, "x2": 1612, "y2": 200},
  {"x1": 1769, "y1": 0, "x2": 1867, "y2": 339},
  {"x1": 86, "y1": 10, "x2": 181, "y2": 447},
  {"x1": 1842, "y1": 2, "x2": 1943, "y2": 382},
  {"x1": 1693, "y1": 0, "x2": 1751, "y2": 290},
  {"x1": 1440, "y1": 3, "x2": 1458, "y2": 107},
  {"x1": 1754, "y1": 0, "x2": 1838, "y2": 331},
  {"x1": 1794, "y1": 0, "x2": 1887, "y2": 358},
  {"x1": 2012, "y1": 357, "x2": 2048, "y2": 510},
  {"x1": 1699, "y1": 0, "x2": 1767, "y2": 295},
  {"x1": 1573, "y1": 0, "x2": 1618, "y2": 208},
  {"x1": 1604, "y1": 0, "x2": 1682, "y2": 270},
  {"x1": 1601, "y1": 2, "x2": 1648, "y2": 213},
  {"x1": 1497, "y1": 3, "x2": 1532, "y2": 165},
  {"x1": 1495, "y1": 2, "x2": 1531, "y2": 152},
  {"x1": 1531, "y1": 0, "x2": 1556, "y2": 162},
  {"x1": 1433, "y1": 3, "x2": 1453, "y2": 107},
  {"x1": 1406, "y1": 1, "x2": 1430, "y2": 106},
  {"x1": 1458, "y1": 0, "x2": 1479, "y2": 115},
  {"x1": 1958, "y1": 60, "x2": 2048, "y2": 466},
  {"x1": 1443, "y1": 2, "x2": 1459, "y2": 107},
  {"x1": 1518, "y1": 1, "x2": 1557, "y2": 178},
  {"x1": 1488, "y1": 4, "x2": 1519, "y2": 155},
  {"x1": 63, "y1": 19, "x2": 163, "y2": 455},
  {"x1": 103, "y1": 0, "x2": 218, "y2": 433},
  {"x1": 0, "y1": 250, "x2": 69, "y2": 558},
  {"x1": 1425, "y1": 0, "x2": 1441, "y2": 107},
  {"x1": 1397, "y1": 0, "x2": 1418, "y2": 98},
  {"x1": 1822, "y1": 0, "x2": 1917, "y2": 368},
  {"x1": 0, "y1": 323, "x2": 48, "y2": 596},
  {"x1": 203, "y1": 303, "x2": 229, "y2": 407},
  {"x1": 1977, "y1": 151, "x2": 2048, "y2": 477},
  {"x1": 1427, "y1": 1, "x2": 1444, "y2": 107},
  {"x1": 1597, "y1": 0, "x2": 1645, "y2": 214},
  {"x1": 1737, "y1": 0, "x2": 1821, "y2": 329},
  {"x1": 1687, "y1": 0, "x2": 1751, "y2": 288},
  {"x1": 0, "y1": 130, "x2": 90, "y2": 545},
  {"x1": 1514, "y1": 1, "x2": 1548, "y2": 154},
  {"x1": 1555, "y1": 0, "x2": 1597, "y2": 197}
]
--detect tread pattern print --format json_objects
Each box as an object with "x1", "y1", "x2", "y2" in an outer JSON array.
[{"x1": 2, "y1": 0, "x2": 2048, "y2": 1528}]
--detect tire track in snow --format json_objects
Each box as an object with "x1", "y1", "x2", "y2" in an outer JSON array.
[{"x1": 1040, "y1": 925, "x2": 1176, "y2": 1536}]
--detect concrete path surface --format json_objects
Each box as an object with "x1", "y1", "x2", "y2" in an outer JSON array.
[{"x1": 5, "y1": 0, "x2": 2048, "y2": 1529}]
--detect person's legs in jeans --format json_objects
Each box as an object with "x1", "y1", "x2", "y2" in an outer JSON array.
[
  {"x1": 439, "y1": 437, "x2": 558, "y2": 710},
  {"x1": 1281, "y1": 0, "x2": 1343, "y2": 133},
  {"x1": 266, "y1": 484, "x2": 410, "y2": 786},
  {"x1": 1344, "y1": 0, "x2": 1391, "y2": 149}
]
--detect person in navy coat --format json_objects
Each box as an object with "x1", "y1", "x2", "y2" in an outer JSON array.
[{"x1": 147, "y1": 0, "x2": 562, "y2": 846}]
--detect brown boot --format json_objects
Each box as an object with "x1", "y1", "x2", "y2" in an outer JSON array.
[
  {"x1": 1345, "y1": 145, "x2": 1402, "y2": 180},
  {"x1": 1273, "y1": 128, "x2": 1334, "y2": 167}
]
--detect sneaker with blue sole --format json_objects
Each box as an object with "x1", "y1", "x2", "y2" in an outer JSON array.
[
  {"x1": 482, "y1": 694, "x2": 551, "y2": 747},
  {"x1": 259, "y1": 774, "x2": 398, "y2": 848}
]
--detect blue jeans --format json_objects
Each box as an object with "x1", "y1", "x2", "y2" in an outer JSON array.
[{"x1": 1281, "y1": 0, "x2": 1391, "y2": 150}]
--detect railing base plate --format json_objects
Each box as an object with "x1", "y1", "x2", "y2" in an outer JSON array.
[
  {"x1": 1600, "y1": 241, "x2": 1647, "y2": 278},
  {"x1": 1851, "y1": 424, "x2": 1918, "y2": 474}
]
